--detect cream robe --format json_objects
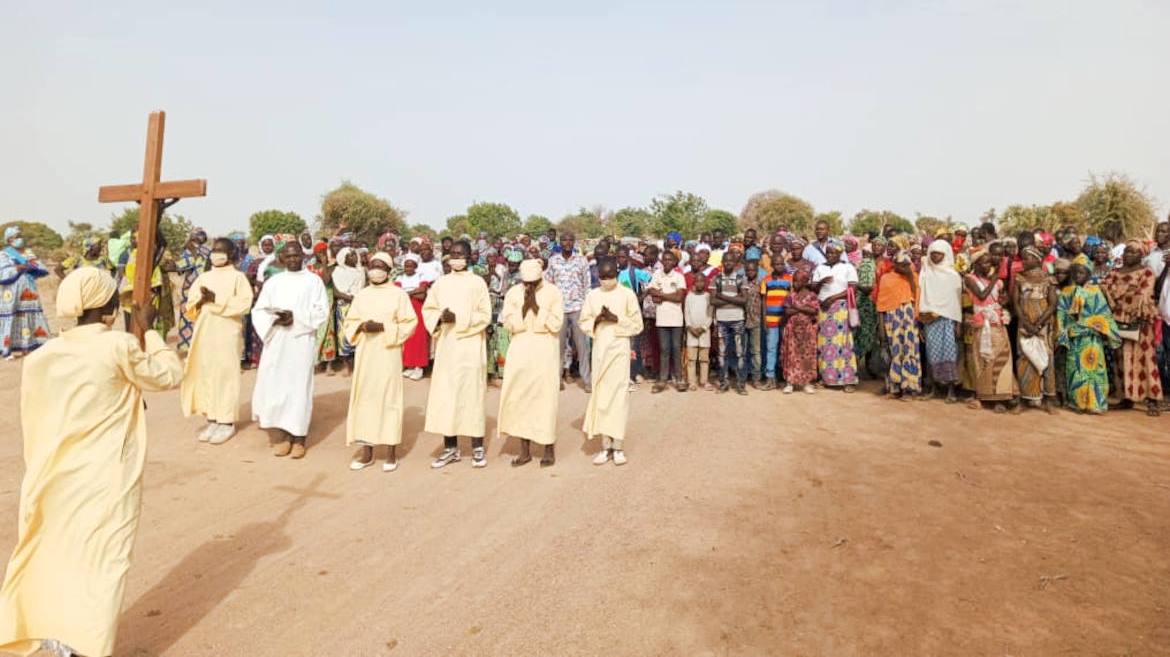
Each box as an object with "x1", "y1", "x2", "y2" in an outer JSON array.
[
  {"x1": 422, "y1": 270, "x2": 490, "y2": 437},
  {"x1": 251, "y1": 270, "x2": 329, "y2": 436},
  {"x1": 580, "y1": 286, "x2": 644, "y2": 442},
  {"x1": 180, "y1": 266, "x2": 254, "y2": 424},
  {"x1": 496, "y1": 282, "x2": 564, "y2": 445},
  {"x1": 0, "y1": 326, "x2": 182, "y2": 657},
  {"x1": 342, "y1": 282, "x2": 418, "y2": 446}
]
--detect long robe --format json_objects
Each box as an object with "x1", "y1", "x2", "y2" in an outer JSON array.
[
  {"x1": 0, "y1": 326, "x2": 182, "y2": 657},
  {"x1": 580, "y1": 286, "x2": 644, "y2": 442},
  {"x1": 180, "y1": 266, "x2": 254, "y2": 423},
  {"x1": 342, "y1": 283, "x2": 418, "y2": 446},
  {"x1": 251, "y1": 270, "x2": 329, "y2": 436},
  {"x1": 422, "y1": 270, "x2": 491, "y2": 437},
  {"x1": 496, "y1": 282, "x2": 565, "y2": 445}
]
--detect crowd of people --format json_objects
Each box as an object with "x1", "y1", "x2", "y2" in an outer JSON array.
[{"x1": 5, "y1": 214, "x2": 1170, "y2": 657}]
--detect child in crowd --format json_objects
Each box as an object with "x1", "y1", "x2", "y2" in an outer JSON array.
[{"x1": 684, "y1": 274, "x2": 714, "y2": 391}]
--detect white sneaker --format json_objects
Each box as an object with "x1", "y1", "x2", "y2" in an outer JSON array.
[
  {"x1": 782, "y1": 384, "x2": 794, "y2": 394},
  {"x1": 431, "y1": 448, "x2": 461, "y2": 469},
  {"x1": 208, "y1": 423, "x2": 236, "y2": 445},
  {"x1": 197, "y1": 423, "x2": 216, "y2": 442},
  {"x1": 382, "y1": 460, "x2": 398, "y2": 473},
  {"x1": 408, "y1": 368, "x2": 424, "y2": 381},
  {"x1": 803, "y1": 385, "x2": 816, "y2": 394},
  {"x1": 612, "y1": 450, "x2": 628, "y2": 466},
  {"x1": 592, "y1": 449, "x2": 611, "y2": 466},
  {"x1": 472, "y1": 446, "x2": 487, "y2": 468}
]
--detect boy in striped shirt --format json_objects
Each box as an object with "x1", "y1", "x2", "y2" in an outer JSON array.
[{"x1": 759, "y1": 256, "x2": 792, "y2": 390}]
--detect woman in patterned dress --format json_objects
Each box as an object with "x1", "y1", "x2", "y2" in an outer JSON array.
[
  {"x1": 1057, "y1": 263, "x2": 1120, "y2": 414},
  {"x1": 781, "y1": 270, "x2": 819, "y2": 393},
  {"x1": 812, "y1": 240, "x2": 859, "y2": 392},
  {"x1": 853, "y1": 237, "x2": 881, "y2": 378},
  {"x1": 0, "y1": 227, "x2": 51, "y2": 359},
  {"x1": 964, "y1": 249, "x2": 1020, "y2": 412},
  {"x1": 175, "y1": 228, "x2": 211, "y2": 353},
  {"x1": 876, "y1": 253, "x2": 922, "y2": 399},
  {"x1": 919, "y1": 239, "x2": 963, "y2": 402},
  {"x1": 1011, "y1": 246, "x2": 1058, "y2": 413},
  {"x1": 1101, "y1": 240, "x2": 1163, "y2": 416}
]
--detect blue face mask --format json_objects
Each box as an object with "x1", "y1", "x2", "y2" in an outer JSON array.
[{"x1": 11, "y1": 238, "x2": 23, "y2": 249}]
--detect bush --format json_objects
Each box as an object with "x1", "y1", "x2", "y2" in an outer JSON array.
[
  {"x1": 1076, "y1": 173, "x2": 1158, "y2": 242},
  {"x1": 738, "y1": 190, "x2": 814, "y2": 236},
  {"x1": 650, "y1": 192, "x2": 709, "y2": 238},
  {"x1": 108, "y1": 208, "x2": 194, "y2": 252},
  {"x1": 318, "y1": 181, "x2": 406, "y2": 244}
]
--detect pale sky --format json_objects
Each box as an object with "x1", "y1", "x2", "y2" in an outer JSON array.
[{"x1": 2, "y1": 0, "x2": 1167, "y2": 237}]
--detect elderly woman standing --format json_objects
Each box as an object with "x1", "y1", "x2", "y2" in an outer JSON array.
[
  {"x1": 1057, "y1": 263, "x2": 1120, "y2": 413},
  {"x1": 332, "y1": 247, "x2": 366, "y2": 377},
  {"x1": 876, "y1": 253, "x2": 922, "y2": 399},
  {"x1": 919, "y1": 239, "x2": 963, "y2": 401},
  {"x1": 1101, "y1": 241, "x2": 1163, "y2": 415},
  {"x1": 964, "y1": 248, "x2": 1020, "y2": 412},
  {"x1": 811, "y1": 239, "x2": 859, "y2": 392},
  {"x1": 1011, "y1": 246, "x2": 1058, "y2": 413},
  {"x1": 0, "y1": 226, "x2": 51, "y2": 359},
  {"x1": 853, "y1": 237, "x2": 881, "y2": 378}
]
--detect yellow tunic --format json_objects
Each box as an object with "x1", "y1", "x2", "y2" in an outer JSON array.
[
  {"x1": 0, "y1": 326, "x2": 182, "y2": 657},
  {"x1": 179, "y1": 266, "x2": 254, "y2": 424},
  {"x1": 496, "y1": 282, "x2": 564, "y2": 445},
  {"x1": 422, "y1": 271, "x2": 491, "y2": 437},
  {"x1": 579, "y1": 286, "x2": 644, "y2": 442},
  {"x1": 342, "y1": 282, "x2": 418, "y2": 446}
]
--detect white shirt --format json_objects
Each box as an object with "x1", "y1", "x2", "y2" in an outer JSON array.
[
  {"x1": 803, "y1": 242, "x2": 829, "y2": 267},
  {"x1": 649, "y1": 268, "x2": 687, "y2": 327},
  {"x1": 416, "y1": 258, "x2": 443, "y2": 283},
  {"x1": 1145, "y1": 247, "x2": 1166, "y2": 279},
  {"x1": 812, "y1": 261, "x2": 858, "y2": 301}
]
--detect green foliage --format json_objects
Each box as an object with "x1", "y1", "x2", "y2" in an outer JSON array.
[
  {"x1": 463, "y1": 202, "x2": 522, "y2": 239},
  {"x1": 108, "y1": 207, "x2": 194, "y2": 252},
  {"x1": 815, "y1": 211, "x2": 845, "y2": 236},
  {"x1": 248, "y1": 209, "x2": 307, "y2": 243},
  {"x1": 847, "y1": 209, "x2": 913, "y2": 237},
  {"x1": 0, "y1": 221, "x2": 64, "y2": 252},
  {"x1": 404, "y1": 223, "x2": 438, "y2": 242},
  {"x1": 1076, "y1": 173, "x2": 1158, "y2": 241},
  {"x1": 700, "y1": 209, "x2": 738, "y2": 236},
  {"x1": 998, "y1": 204, "x2": 1064, "y2": 236},
  {"x1": 557, "y1": 206, "x2": 608, "y2": 239},
  {"x1": 650, "y1": 191, "x2": 709, "y2": 238},
  {"x1": 521, "y1": 214, "x2": 554, "y2": 236},
  {"x1": 610, "y1": 207, "x2": 654, "y2": 237},
  {"x1": 738, "y1": 190, "x2": 814, "y2": 236},
  {"x1": 318, "y1": 181, "x2": 406, "y2": 245},
  {"x1": 914, "y1": 214, "x2": 952, "y2": 237}
]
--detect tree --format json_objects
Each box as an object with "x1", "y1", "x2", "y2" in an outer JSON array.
[
  {"x1": 700, "y1": 209, "x2": 738, "y2": 236},
  {"x1": 1076, "y1": 173, "x2": 1158, "y2": 242},
  {"x1": 318, "y1": 181, "x2": 406, "y2": 245},
  {"x1": 609, "y1": 207, "x2": 653, "y2": 237},
  {"x1": 108, "y1": 207, "x2": 194, "y2": 252},
  {"x1": 846, "y1": 210, "x2": 913, "y2": 237},
  {"x1": 914, "y1": 214, "x2": 951, "y2": 237},
  {"x1": 459, "y1": 202, "x2": 522, "y2": 238},
  {"x1": 521, "y1": 214, "x2": 554, "y2": 237},
  {"x1": 404, "y1": 223, "x2": 438, "y2": 242},
  {"x1": 557, "y1": 206, "x2": 607, "y2": 239},
  {"x1": 814, "y1": 211, "x2": 845, "y2": 236},
  {"x1": 0, "y1": 221, "x2": 64, "y2": 252},
  {"x1": 738, "y1": 190, "x2": 814, "y2": 235},
  {"x1": 248, "y1": 209, "x2": 307, "y2": 243},
  {"x1": 650, "y1": 191, "x2": 709, "y2": 238}
]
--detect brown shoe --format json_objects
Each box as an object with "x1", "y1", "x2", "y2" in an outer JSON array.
[
  {"x1": 273, "y1": 440, "x2": 292, "y2": 457},
  {"x1": 290, "y1": 440, "x2": 307, "y2": 459}
]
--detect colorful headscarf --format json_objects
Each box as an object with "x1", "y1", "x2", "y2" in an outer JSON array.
[{"x1": 841, "y1": 235, "x2": 861, "y2": 265}]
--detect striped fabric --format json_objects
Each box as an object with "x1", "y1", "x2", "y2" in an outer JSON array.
[{"x1": 761, "y1": 273, "x2": 792, "y2": 328}]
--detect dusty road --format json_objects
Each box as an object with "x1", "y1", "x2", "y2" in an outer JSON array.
[{"x1": 0, "y1": 359, "x2": 1167, "y2": 656}]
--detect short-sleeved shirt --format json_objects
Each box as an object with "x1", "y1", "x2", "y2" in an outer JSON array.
[
  {"x1": 619, "y1": 266, "x2": 651, "y2": 293},
  {"x1": 812, "y1": 262, "x2": 858, "y2": 301},
  {"x1": 545, "y1": 252, "x2": 591, "y2": 312},
  {"x1": 803, "y1": 242, "x2": 829, "y2": 267},
  {"x1": 712, "y1": 271, "x2": 747, "y2": 323},
  {"x1": 649, "y1": 268, "x2": 687, "y2": 327},
  {"x1": 742, "y1": 276, "x2": 763, "y2": 328},
  {"x1": 761, "y1": 273, "x2": 793, "y2": 328}
]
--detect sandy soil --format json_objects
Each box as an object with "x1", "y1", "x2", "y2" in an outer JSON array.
[{"x1": 0, "y1": 343, "x2": 1167, "y2": 655}]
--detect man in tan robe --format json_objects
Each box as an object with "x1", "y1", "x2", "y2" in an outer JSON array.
[
  {"x1": 343, "y1": 253, "x2": 418, "y2": 472},
  {"x1": 580, "y1": 258, "x2": 644, "y2": 466},
  {"x1": 423, "y1": 240, "x2": 492, "y2": 468},
  {"x1": 0, "y1": 268, "x2": 182, "y2": 657},
  {"x1": 180, "y1": 237, "x2": 254, "y2": 444},
  {"x1": 497, "y1": 259, "x2": 564, "y2": 466}
]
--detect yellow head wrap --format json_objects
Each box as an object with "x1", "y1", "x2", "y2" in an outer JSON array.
[
  {"x1": 56, "y1": 267, "x2": 117, "y2": 318},
  {"x1": 520, "y1": 258, "x2": 543, "y2": 282}
]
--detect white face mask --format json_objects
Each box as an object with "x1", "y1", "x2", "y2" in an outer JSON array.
[
  {"x1": 210, "y1": 252, "x2": 230, "y2": 267},
  {"x1": 449, "y1": 258, "x2": 467, "y2": 271},
  {"x1": 367, "y1": 269, "x2": 389, "y2": 284},
  {"x1": 600, "y1": 278, "x2": 618, "y2": 291}
]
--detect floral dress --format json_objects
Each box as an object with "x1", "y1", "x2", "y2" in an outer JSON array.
[
  {"x1": 1101, "y1": 267, "x2": 1162, "y2": 402},
  {"x1": 0, "y1": 248, "x2": 51, "y2": 356}
]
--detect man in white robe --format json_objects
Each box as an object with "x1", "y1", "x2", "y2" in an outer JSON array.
[
  {"x1": 423, "y1": 240, "x2": 492, "y2": 468},
  {"x1": 497, "y1": 259, "x2": 564, "y2": 466},
  {"x1": 580, "y1": 258, "x2": 644, "y2": 466},
  {"x1": 252, "y1": 242, "x2": 329, "y2": 459}
]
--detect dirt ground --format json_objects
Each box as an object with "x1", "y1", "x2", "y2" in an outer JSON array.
[{"x1": 0, "y1": 329, "x2": 1168, "y2": 655}]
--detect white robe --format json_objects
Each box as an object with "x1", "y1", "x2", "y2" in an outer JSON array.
[
  {"x1": 422, "y1": 270, "x2": 490, "y2": 437},
  {"x1": 251, "y1": 270, "x2": 329, "y2": 436},
  {"x1": 580, "y1": 286, "x2": 644, "y2": 443},
  {"x1": 496, "y1": 282, "x2": 564, "y2": 445},
  {"x1": 342, "y1": 283, "x2": 418, "y2": 446}
]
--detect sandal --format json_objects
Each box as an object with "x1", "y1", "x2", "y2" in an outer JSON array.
[
  {"x1": 843, "y1": 385, "x2": 856, "y2": 394},
  {"x1": 966, "y1": 399, "x2": 982, "y2": 410}
]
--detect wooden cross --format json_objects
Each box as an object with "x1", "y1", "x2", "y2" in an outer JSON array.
[{"x1": 98, "y1": 111, "x2": 207, "y2": 344}]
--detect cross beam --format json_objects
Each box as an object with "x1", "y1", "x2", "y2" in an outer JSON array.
[{"x1": 98, "y1": 111, "x2": 207, "y2": 345}]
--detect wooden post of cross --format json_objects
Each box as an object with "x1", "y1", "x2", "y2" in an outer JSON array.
[{"x1": 98, "y1": 111, "x2": 207, "y2": 345}]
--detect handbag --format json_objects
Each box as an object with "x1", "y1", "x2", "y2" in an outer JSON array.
[
  {"x1": 845, "y1": 286, "x2": 860, "y2": 328},
  {"x1": 1116, "y1": 321, "x2": 1141, "y2": 342}
]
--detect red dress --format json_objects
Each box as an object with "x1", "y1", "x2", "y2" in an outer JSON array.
[{"x1": 396, "y1": 280, "x2": 430, "y2": 368}]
